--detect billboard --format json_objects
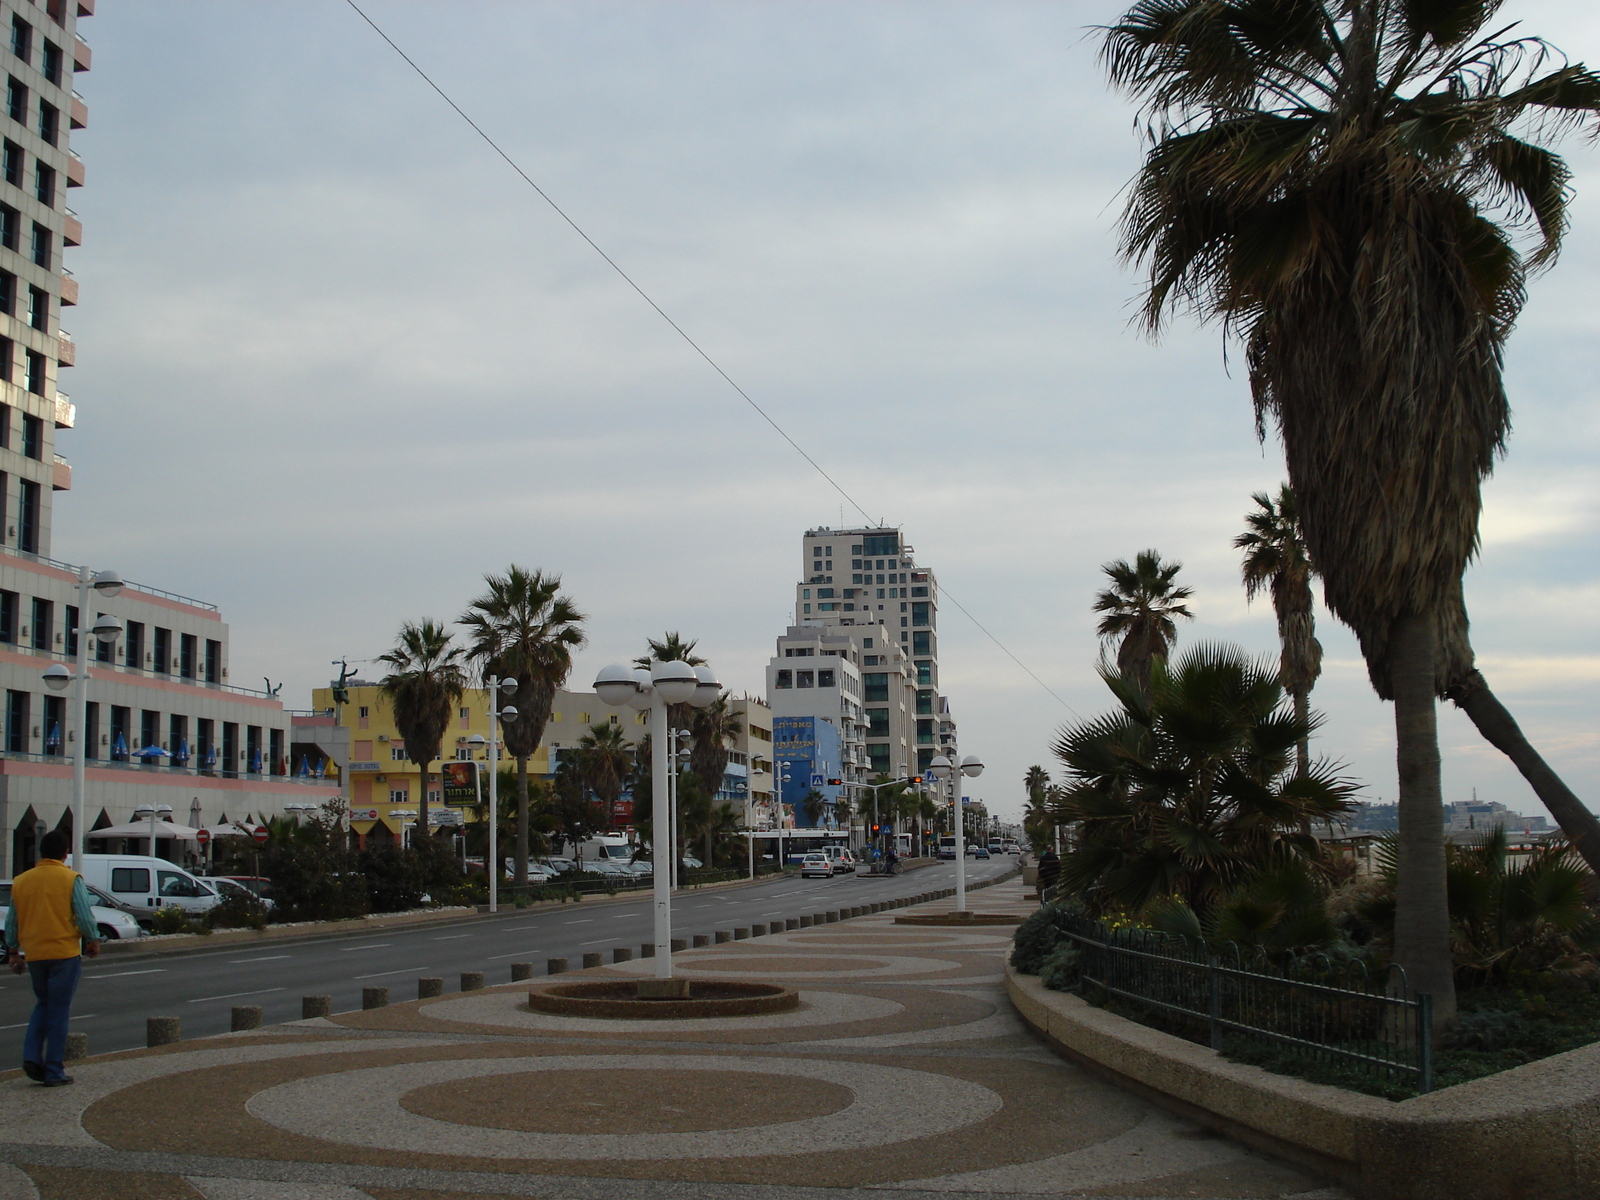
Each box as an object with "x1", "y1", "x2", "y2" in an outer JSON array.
[{"x1": 441, "y1": 761, "x2": 481, "y2": 808}]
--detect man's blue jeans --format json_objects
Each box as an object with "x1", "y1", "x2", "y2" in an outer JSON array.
[{"x1": 24, "y1": 956, "x2": 82, "y2": 1081}]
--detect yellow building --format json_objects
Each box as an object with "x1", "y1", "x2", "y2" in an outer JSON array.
[{"x1": 309, "y1": 682, "x2": 649, "y2": 846}]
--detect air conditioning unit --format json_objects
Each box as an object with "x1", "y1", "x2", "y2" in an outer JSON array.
[{"x1": 378, "y1": 735, "x2": 389, "y2": 742}]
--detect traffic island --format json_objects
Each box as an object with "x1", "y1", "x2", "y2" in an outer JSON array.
[
  {"x1": 895, "y1": 911, "x2": 1026, "y2": 926},
  {"x1": 525, "y1": 978, "x2": 800, "y2": 1019}
]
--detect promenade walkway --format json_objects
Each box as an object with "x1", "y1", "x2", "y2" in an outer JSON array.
[{"x1": 0, "y1": 878, "x2": 1345, "y2": 1200}]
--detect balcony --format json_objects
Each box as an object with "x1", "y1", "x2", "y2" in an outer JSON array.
[
  {"x1": 59, "y1": 268, "x2": 77, "y2": 306},
  {"x1": 56, "y1": 332, "x2": 73, "y2": 367},
  {"x1": 51, "y1": 453, "x2": 70, "y2": 491},
  {"x1": 72, "y1": 33, "x2": 90, "y2": 73},
  {"x1": 69, "y1": 92, "x2": 86, "y2": 130},
  {"x1": 62, "y1": 209, "x2": 81, "y2": 247},
  {"x1": 66, "y1": 150, "x2": 83, "y2": 188},
  {"x1": 79, "y1": 1, "x2": 96, "y2": 16},
  {"x1": 53, "y1": 393, "x2": 73, "y2": 427}
]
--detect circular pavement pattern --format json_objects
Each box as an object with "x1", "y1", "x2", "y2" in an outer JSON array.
[
  {"x1": 247, "y1": 1053, "x2": 1004, "y2": 1160},
  {"x1": 419, "y1": 988, "x2": 902, "y2": 1033}
]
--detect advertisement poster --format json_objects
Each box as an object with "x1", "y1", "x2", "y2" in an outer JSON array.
[{"x1": 441, "y1": 760, "x2": 481, "y2": 808}]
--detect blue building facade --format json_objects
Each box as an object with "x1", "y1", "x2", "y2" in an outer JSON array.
[{"x1": 773, "y1": 715, "x2": 843, "y2": 829}]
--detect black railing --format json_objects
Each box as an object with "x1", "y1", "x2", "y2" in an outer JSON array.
[{"x1": 1057, "y1": 914, "x2": 1433, "y2": 1094}]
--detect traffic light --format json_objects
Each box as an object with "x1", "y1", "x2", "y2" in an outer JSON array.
[
  {"x1": 826, "y1": 778, "x2": 843, "y2": 787},
  {"x1": 909, "y1": 775, "x2": 923, "y2": 784}
]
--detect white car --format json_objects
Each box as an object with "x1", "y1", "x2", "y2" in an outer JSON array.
[
  {"x1": 800, "y1": 853, "x2": 833, "y2": 879},
  {"x1": 823, "y1": 848, "x2": 857, "y2": 875},
  {"x1": 0, "y1": 879, "x2": 145, "y2": 943}
]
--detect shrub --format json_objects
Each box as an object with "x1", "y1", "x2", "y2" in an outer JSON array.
[
  {"x1": 1011, "y1": 901, "x2": 1081, "y2": 974},
  {"x1": 208, "y1": 890, "x2": 269, "y2": 930},
  {"x1": 1040, "y1": 942, "x2": 1082, "y2": 991},
  {"x1": 359, "y1": 845, "x2": 429, "y2": 913},
  {"x1": 151, "y1": 905, "x2": 208, "y2": 936}
]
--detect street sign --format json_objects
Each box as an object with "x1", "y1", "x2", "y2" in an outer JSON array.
[
  {"x1": 441, "y1": 761, "x2": 481, "y2": 808},
  {"x1": 810, "y1": 774, "x2": 825, "y2": 786},
  {"x1": 195, "y1": 828, "x2": 211, "y2": 846},
  {"x1": 251, "y1": 826, "x2": 269, "y2": 845}
]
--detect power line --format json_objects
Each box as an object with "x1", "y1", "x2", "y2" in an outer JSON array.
[{"x1": 344, "y1": 0, "x2": 1075, "y2": 718}]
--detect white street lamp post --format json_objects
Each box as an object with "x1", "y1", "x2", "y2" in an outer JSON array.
[
  {"x1": 595, "y1": 659, "x2": 717, "y2": 978},
  {"x1": 132, "y1": 803, "x2": 171, "y2": 860},
  {"x1": 42, "y1": 568, "x2": 123, "y2": 867},
  {"x1": 929, "y1": 751, "x2": 985, "y2": 910},
  {"x1": 468, "y1": 675, "x2": 518, "y2": 914}
]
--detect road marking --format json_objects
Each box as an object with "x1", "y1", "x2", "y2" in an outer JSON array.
[
  {"x1": 578, "y1": 939, "x2": 611, "y2": 946},
  {"x1": 187, "y1": 987, "x2": 284, "y2": 1004},
  {"x1": 340, "y1": 943, "x2": 393, "y2": 952},
  {"x1": 70, "y1": 1013, "x2": 98, "y2": 1020},
  {"x1": 228, "y1": 954, "x2": 292, "y2": 964},
  {"x1": 486, "y1": 949, "x2": 540, "y2": 960},
  {"x1": 431, "y1": 934, "x2": 471, "y2": 941},
  {"x1": 563, "y1": 919, "x2": 593, "y2": 925},
  {"x1": 84, "y1": 968, "x2": 165, "y2": 979},
  {"x1": 354, "y1": 966, "x2": 431, "y2": 980}
]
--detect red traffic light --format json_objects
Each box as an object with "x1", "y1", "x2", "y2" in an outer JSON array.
[{"x1": 827, "y1": 778, "x2": 843, "y2": 786}]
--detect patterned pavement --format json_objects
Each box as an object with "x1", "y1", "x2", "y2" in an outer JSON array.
[{"x1": 0, "y1": 879, "x2": 1348, "y2": 1200}]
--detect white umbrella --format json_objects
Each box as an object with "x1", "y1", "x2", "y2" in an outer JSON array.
[
  {"x1": 88, "y1": 818, "x2": 200, "y2": 840},
  {"x1": 201, "y1": 822, "x2": 252, "y2": 838}
]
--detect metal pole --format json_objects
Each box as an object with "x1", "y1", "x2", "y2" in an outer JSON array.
[
  {"x1": 954, "y1": 742, "x2": 967, "y2": 912},
  {"x1": 651, "y1": 698, "x2": 672, "y2": 976},
  {"x1": 488, "y1": 676, "x2": 499, "y2": 914},
  {"x1": 70, "y1": 567, "x2": 88, "y2": 866}
]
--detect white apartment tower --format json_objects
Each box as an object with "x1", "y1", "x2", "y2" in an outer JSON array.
[{"x1": 772, "y1": 525, "x2": 955, "y2": 784}]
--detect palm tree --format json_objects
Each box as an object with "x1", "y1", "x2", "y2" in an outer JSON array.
[
  {"x1": 379, "y1": 620, "x2": 465, "y2": 838},
  {"x1": 689, "y1": 691, "x2": 741, "y2": 801},
  {"x1": 1103, "y1": 0, "x2": 1600, "y2": 1022},
  {"x1": 1236, "y1": 485, "x2": 1323, "y2": 776},
  {"x1": 576, "y1": 723, "x2": 631, "y2": 829},
  {"x1": 459, "y1": 566, "x2": 586, "y2": 886},
  {"x1": 1024, "y1": 765, "x2": 1050, "y2": 806},
  {"x1": 800, "y1": 788, "x2": 829, "y2": 827},
  {"x1": 1093, "y1": 550, "x2": 1193, "y2": 695}
]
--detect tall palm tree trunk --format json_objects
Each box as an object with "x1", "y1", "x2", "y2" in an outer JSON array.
[
  {"x1": 515, "y1": 755, "x2": 530, "y2": 887},
  {"x1": 1292, "y1": 688, "x2": 1311, "y2": 836},
  {"x1": 417, "y1": 756, "x2": 430, "y2": 839},
  {"x1": 1448, "y1": 669, "x2": 1600, "y2": 876},
  {"x1": 1389, "y1": 614, "x2": 1456, "y2": 1028}
]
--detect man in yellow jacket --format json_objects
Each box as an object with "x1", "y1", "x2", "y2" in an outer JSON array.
[{"x1": 3, "y1": 829, "x2": 100, "y2": 1085}]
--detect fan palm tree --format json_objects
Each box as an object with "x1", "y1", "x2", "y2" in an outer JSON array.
[
  {"x1": 576, "y1": 723, "x2": 631, "y2": 829},
  {"x1": 1093, "y1": 550, "x2": 1194, "y2": 695},
  {"x1": 459, "y1": 566, "x2": 586, "y2": 886},
  {"x1": 689, "y1": 691, "x2": 741, "y2": 800},
  {"x1": 1104, "y1": 0, "x2": 1600, "y2": 1022},
  {"x1": 1236, "y1": 485, "x2": 1323, "y2": 776},
  {"x1": 1024, "y1": 765, "x2": 1051, "y2": 806},
  {"x1": 379, "y1": 620, "x2": 465, "y2": 838}
]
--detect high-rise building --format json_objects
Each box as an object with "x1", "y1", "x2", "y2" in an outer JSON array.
[
  {"x1": 768, "y1": 525, "x2": 956, "y2": 808},
  {"x1": 0, "y1": 0, "x2": 337, "y2": 874}
]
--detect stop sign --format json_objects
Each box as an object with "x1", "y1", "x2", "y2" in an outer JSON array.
[
  {"x1": 195, "y1": 828, "x2": 211, "y2": 846},
  {"x1": 251, "y1": 826, "x2": 269, "y2": 845}
]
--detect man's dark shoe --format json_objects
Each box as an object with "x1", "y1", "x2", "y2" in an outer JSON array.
[
  {"x1": 21, "y1": 1060, "x2": 43, "y2": 1082},
  {"x1": 40, "y1": 1075, "x2": 73, "y2": 1087}
]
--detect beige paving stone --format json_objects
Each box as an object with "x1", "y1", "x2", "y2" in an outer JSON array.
[{"x1": 187, "y1": 1182, "x2": 376, "y2": 1200}]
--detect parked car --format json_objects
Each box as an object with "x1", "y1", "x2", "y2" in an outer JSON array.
[
  {"x1": 218, "y1": 875, "x2": 274, "y2": 899},
  {"x1": 1, "y1": 879, "x2": 146, "y2": 942},
  {"x1": 823, "y1": 847, "x2": 857, "y2": 874},
  {"x1": 800, "y1": 853, "x2": 834, "y2": 879},
  {"x1": 211, "y1": 877, "x2": 276, "y2": 909},
  {"x1": 75, "y1": 855, "x2": 221, "y2": 919}
]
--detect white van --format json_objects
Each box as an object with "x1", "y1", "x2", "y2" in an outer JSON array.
[{"x1": 75, "y1": 854, "x2": 221, "y2": 918}]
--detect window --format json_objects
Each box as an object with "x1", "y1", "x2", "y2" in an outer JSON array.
[
  {"x1": 246, "y1": 725, "x2": 261, "y2": 772},
  {"x1": 196, "y1": 718, "x2": 213, "y2": 768},
  {"x1": 269, "y1": 728, "x2": 284, "y2": 774},
  {"x1": 868, "y1": 745, "x2": 891, "y2": 775},
  {"x1": 29, "y1": 595, "x2": 49, "y2": 650},
  {"x1": 27, "y1": 284, "x2": 45, "y2": 329},
  {"x1": 33, "y1": 163, "x2": 52, "y2": 207},
  {"x1": 817, "y1": 669, "x2": 836, "y2": 688},
  {"x1": 862, "y1": 533, "x2": 899, "y2": 557},
  {"x1": 110, "y1": 867, "x2": 149, "y2": 894},
  {"x1": 4, "y1": 688, "x2": 26, "y2": 751},
  {"x1": 796, "y1": 670, "x2": 814, "y2": 688},
  {"x1": 0, "y1": 270, "x2": 13, "y2": 315},
  {"x1": 888, "y1": 588, "x2": 898, "y2": 599},
  {"x1": 204, "y1": 639, "x2": 221, "y2": 683},
  {"x1": 25, "y1": 348, "x2": 44, "y2": 393},
  {"x1": 30, "y1": 221, "x2": 50, "y2": 268},
  {"x1": 913, "y1": 631, "x2": 931, "y2": 656},
  {"x1": 389, "y1": 789, "x2": 408, "y2": 804},
  {"x1": 900, "y1": 617, "x2": 907, "y2": 627},
  {"x1": 16, "y1": 478, "x2": 35, "y2": 551},
  {"x1": 775, "y1": 669, "x2": 792, "y2": 689},
  {"x1": 63, "y1": 603, "x2": 75, "y2": 657},
  {"x1": 222, "y1": 722, "x2": 238, "y2": 776},
  {"x1": 876, "y1": 588, "x2": 884, "y2": 599},
  {"x1": 124, "y1": 620, "x2": 144, "y2": 669},
  {"x1": 916, "y1": 689, "x2": 935, "y2": 716},
  {"x1": 818, "y1": 603, "x2": 835, "y2": 611},
  {"x1": 152, "y1": 627, "x2": 170, "y2": 675},
  {"x1": 852, "y1": 574, "x2": 862, "y2": 583},
  {"x1": 912, "y1": 602, "x2": 931, "y2": 626},
  {"x1": 10, "y1": 18, "x2": 29, "y2": 65},
  {"x1": 813, "y1": 546, "x2": 822, "y2": 557},
  {"x1": 911, "y1": 586, "x2": 928, "y2": 597},
  {"x1": 578, "y1": 712, "x2": 589, "y2": 724},
  {"x1": 863, "y1": 638, "x2": 873, "y2": 648},
  {"x1": 917, "y1": 718, "x2": 935, "y2": 744},
  {"x1": 866, "y1": 708, "x2": 889, "y2": 736},
  {"x1": 459, "y1": 706, "x2": 470, "y2": 719},
  {"x1": 876, "y1": 574, "x2": 885, "y2": 583},
  {"x1": 36, "y1": 102, "x2": 55, "y2": 147},
  {"x1": 4, "y1": 78, "x2": 21, "y2": 123},
  {"x1": 168, "y1": 713, "x2": 186, "y2": 757},
  {"x1": 40, "y1": 41, "x2": 60, "y2": 85},
  {"x1": 863, "y1": 673, "x2": 889, "y2": 702},
  {"x1": 140, "y1": 708, "x2": 159, "y2": 750},
  {"x1": 358, "y1": 706, "x2": 369, "y2": 718},
  {"x1": 41, "y1": 693, "x2": 61, "y2": 753},
  {"x1": 83, "y1": 700, "x2": 96, "y2": 758},
  {"x1": 1, "y1": 140, "x2": 17, "y2": 185},
  {"x1": 816, "y1": 588, "x2": 834, "y2": 598},
  {"x1": 21, "y1": 411, "x2": 39, "y2": 456},
  {"x1": 900, "y1": 602, "x2": 908, "y2": 612},
  {"x1": 390, "y1": 746, "x2": 407, "y2": 760},
  {"x1": 0, "y1": 203, "x2": 17, "y2": 248},
  {"x1": 110, "y1": 705, "x2": 128, "y2": 758},
  {"x1": 801, "y1": 589, "x2": 809, "y2": 599},
  {"x1": 179, "y1": 633, "x2": 196, "y2": 679}
]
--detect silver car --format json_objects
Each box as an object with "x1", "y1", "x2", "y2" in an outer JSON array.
[{"x1": 0, "y1": 879, "x2": 145, "y2": 942}]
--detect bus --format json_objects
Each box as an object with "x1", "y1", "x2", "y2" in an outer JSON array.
[{"x1": 938, "y1": 834, "x2": 957, "y2": 860}]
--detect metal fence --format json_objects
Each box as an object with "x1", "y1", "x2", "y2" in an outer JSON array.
[{"x1": 1056, "y1": 914, "x2": 1433, "y2": 1093}]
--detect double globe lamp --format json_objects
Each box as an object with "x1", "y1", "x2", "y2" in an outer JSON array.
[
  {"x1": 928, "y1": 752, "x2": 984, "y2": 910},
  {"x1": 594, "y1": 658, "x2": 719, "y2": 979}
]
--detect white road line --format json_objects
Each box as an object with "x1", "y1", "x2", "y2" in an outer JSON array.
[
  {"x1": 431, "y1": 934, "x2": 470, "y2": 941},
  {"x1": 84, "y1": 968, "x2": 165, "y2": 979},
  {"x1": 228, "y1": 954, "x2": 292, "y2": 964},
  {"x1": 563, "y1": 919, "x2": 593, "y2": 925},
  {"x1": 353, "y1": 966, "x2": 431, "y2": 980},
  {"x1": 486, "y1": 949, "x2": 540, "y2": 960},
  {"x1": 578, "y1": 939, "x2": 611, "y2": 946},
  {"x1": 340, "y1": 943, "x2": 393, "y2": 952},
  {"x1": 186, "y1": 987, "x2": 284, "y2": 1004}
]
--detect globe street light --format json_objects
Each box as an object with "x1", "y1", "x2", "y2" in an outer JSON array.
[
  {"x1": 132, "y1": 802, "x2": 172, "y2": 861},
  {"x1": 467, "y1": 674, "x2": 518, "y2": 913},
  {"x1": 594, "y1": 658, "x2": 716, "y2": 980},
  {"x1": 43, "y1": 570, "x2": 123, "y2": 866},
  {"x1": 929, "y1": 751, "x2": 985, "y2": 910}
]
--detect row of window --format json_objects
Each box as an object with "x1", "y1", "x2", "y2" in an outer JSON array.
[
  {"x1": 10, "y1": 16, "x2": 66, "y2": 88},
  {"x1": 807, "y1": 585, "x2": 928, "y2": 602},
  {"x1": 0, "y1": 592, "x2": 222, "y2": 679},
  {"x1": 0, "y1": 339, "x2": 51, "y2": 393},
  {"x1": 5, "y1": 76, "x2": 58, "y2": 147},
  {"x1": 0, "y1": 203, "x2": 51, "y2": 269},
  {"x1": 0, "y1": 271, "x2": 53, "y2": 329},
  {"x1": 2, "y1": 689, "x2": 285, "y2": 772},
  {"x1": 1, "y1": 139, "x2": 53, "y2": 208},
  {"x1": 0, "y1": 471, "x2": 41, "y2": 551}
]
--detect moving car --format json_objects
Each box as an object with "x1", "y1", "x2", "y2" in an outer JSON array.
[
  {"x1": 822, "y1": 847, "x2": 857, "y2": 874},
  {"x1": 0, "y1": 879, "x2": 145, "y2": 942},
  {"x1": 1004, "y1": 842, "x2": 1021, "y2": 855},
  {"x1": 800, "y1": 853, "x2": 834, "y2": 879},
  {"x1": 972, "y1": 847, "x2": 991, "y2": 860}
]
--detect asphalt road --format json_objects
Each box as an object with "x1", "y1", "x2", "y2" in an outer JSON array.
[{"x1": 1, "y1": 857, "x2": 1014, "y2": 1055}]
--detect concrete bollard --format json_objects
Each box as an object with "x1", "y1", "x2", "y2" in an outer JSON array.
[
  {"x1": 640, "y1": 943, "x2": 655, "y2": 958},
  {"x1": 302, "y1": 995, "x2": 331, "y2": 1019},
  {"x1": 547, "y1": 958, "x2": 569, "y2": 975},
  {"x1": 613, "y1": 947, "x2": 633, "y2": 963},
  {"x1": 418, "y1": 977, "x2": 444, "y2": 998},
  {"x1": 825, "y1": 911, "x2": 839, "y2": 923},
  {"x1": 671, "y1": 938, "x2": 687, "y2": 952},
  {"x1": 799, "y1": 915, "x2": 813, "y2": 928},
  {"x1": 751, "y1": 923, "x2": 766, "y2": 937},
  {"x1": 65, "y1": 1032, "x2": 87, "y2": 1062},
  {"x1": 813, "y1": 912, "x2": 827, "y2": 925},
  {"x1": 872, "y1": 902, "x2": 884, "y2": 913},
  {"x1": 461, "y1": 972, "x2": 485, "y2": 992},
  {"x1": 693, "y1": 934, "x2": 710, "y2": 948},
  {"x1": 785, "y1": 918, "x2": 800, "y2": 931},
  {"x1": 146, "y1": 1017, "x2": 180, "y2": 1047},
  {"x1": 582, "y1": 953, "x2": 603, "y2": 969},
  {"x1": 734, "y1": 927, "x2": 749, "y2": 940},
  {"x1": 362, "y1": 987, "x2": 389, "y2": 1010},
  {"x1": 511, "y1": 962, "x2": 534, "y2": 982},
  {"x1": 715, "y1": 930, "x2": 732, "y2": 944},
  {"x1": 231, "y1": 1006, "x2": 262, "y2": 1032}
]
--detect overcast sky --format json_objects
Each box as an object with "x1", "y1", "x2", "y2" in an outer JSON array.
[{"x1": 54, "y1": 1, "x2": 1600, "y2": 822}]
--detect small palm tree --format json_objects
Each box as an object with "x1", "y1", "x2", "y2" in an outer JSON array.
[
  {"x1": 689, "y1": 691, "x2": 741, "y2": 801},
  {"x1": 1236, "y1": 485, "x2": 1323, "y2": 776},
  {"x1": 1093, "y1": 550, "x2": 1193, "y2": 695},
  {"x1": 800, "y1": 788, "x2": 829, "y2": 827},
  {"x1": 459, "y1": 566, "x2": 586, "y2": 886},
  {"x1": 576, "y1": 723, "x2": 631, "y2": 829},
  {"x1": 379, "y1": 620, "x2": 465, "y2": 837}
]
